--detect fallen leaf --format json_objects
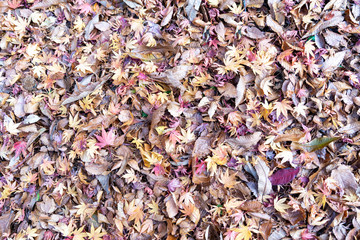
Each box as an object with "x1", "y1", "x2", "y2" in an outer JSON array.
[
  {"x1": 269, "y1": 168, "x2": 300, "y2": 186},
  {"x1": 254, "y1": 159, "x2": 272, "y2": 200}
]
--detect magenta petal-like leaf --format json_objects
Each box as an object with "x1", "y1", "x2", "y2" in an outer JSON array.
[{"x1": 269, "y1": 167, "x2": 300, "y2": 186}]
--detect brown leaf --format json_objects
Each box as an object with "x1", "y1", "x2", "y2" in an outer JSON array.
[
  {"x1": 245, "y1": 0, "x2": 263, "y2": 8},
  {"x1": 322, "y1": 50, "x2": 348, "y2": 71},
  {"x1": 61, "y1": 78, "x2": 107, "y2": 105},
  {"x1": 266, "y1": 15, "x2": 284, "y2": 36},
  {"x1": 225, "y1": 132, "x2": 262, "y2": 149},
  {"x1": 241, "y1": 26, "x2": 265, "y2": 39},
  {"x1": 302, "y1": 11, "x2": 344, "y2": 38},
  {"x1": 30, "y1": 0, "x2": 65, "y2": 9},
  {"x1": 339, "y1": 122, "x2": 360, "y2": 135},
  {"x1": 165, "y1": 196, "x2": 178, "y2": 218},
  {"x1": 239, "y1": 200, "x2": 262, "y2": 212},
  {"x1": 0, "y1": 211, "x2": 14, "y2": 236},
  {"x1": 281, "y1": 207, "x2": 306, "y2": 225},
  {"x1": 161, "y1": 6, "x2": 174, "y2": 26},
  {"x1": 331, "y1": 165, "x2": 359, "y2": 194}
]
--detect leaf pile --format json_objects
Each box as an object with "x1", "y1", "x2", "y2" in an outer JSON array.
[{"x1": 1, "y1": 0, "x2": 360, "y2": 239}]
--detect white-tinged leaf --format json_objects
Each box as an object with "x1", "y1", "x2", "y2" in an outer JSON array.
[
  {"x1": 235, "y1": 76, "x2": 246, "y2": 107},
  {"x1": 322, "y1": 50, "x2": 347, "y2": 71},
  {"x1": 225, "y1": 132, "x2": 262, "y2": 149},
  {"x1": 254, "y1": 159, "x2": 272, "y2": 200}
]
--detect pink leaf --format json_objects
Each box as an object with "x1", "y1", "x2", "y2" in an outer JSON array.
[
  {"x1": 95, "y1": 127, "x2": 116, "y2": 148},
  {"x1": 269, "y1": 167, "x2": 300, "y2": 186},
  {"x1": 13, "y1": 141, "x2": 27, "y2": 159},
  {"x1": 168, "y1": 178, "x2": 182, "y2": 192}
]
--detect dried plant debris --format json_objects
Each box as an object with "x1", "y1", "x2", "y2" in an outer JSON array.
[{"x1": 0, "y1": 0, "x2": 360, "y2": 239}]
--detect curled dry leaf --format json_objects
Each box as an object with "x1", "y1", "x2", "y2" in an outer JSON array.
[
  {"x1": 254, "y1": 159, "x2": 272, "y2": 200},
  {"x1": 225, "y1": 132, "x2": 262, "y2": 149}
]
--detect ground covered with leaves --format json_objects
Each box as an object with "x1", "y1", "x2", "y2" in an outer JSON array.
[{"x1": 0, "y1": 0, "x2": 360, "y2": 239}]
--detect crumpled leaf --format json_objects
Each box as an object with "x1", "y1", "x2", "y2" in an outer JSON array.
[
  {"x1": 38, "y1": 195, "x2": 57, "y2": 214},
  {"x1": 241, "y1": 26, "x2": 265, "y2": 39},
  {"x1": 254, "y1": 159, "x2": 272, "y2": 200},
  {"x1": 225, "y1": 132, "x2": 262, "y2": 149},
  {"x1": 30, "y1": 0, "x2": 65, "y2": 9},
  {"x1": 338, "y1": 122, "x2": 360, "y2": 135},
  {"x1": 331, "y1": 165, "x2": 358, "y2": 193},
  {"x1": 235, "y1": 76, "x2": 246, "y2": 107},
  {"x1": 302, "y1": 11, "x2": 344, "y2": 38},
  {"x1": 61, "y1": 78, "x2": 107, "y2": 105},
  {"x1": 0, "y1": 211, "x2": 14, "y2": 236},
  {"x1": 322, "y1": 51, "x2": 347, "y2": 71},
  {"x1": 185, "y1": 0, "x2": 201, "y2": 21},
  {"x1": 245, "y1": 0, "x2": 264, "y2": 8}
]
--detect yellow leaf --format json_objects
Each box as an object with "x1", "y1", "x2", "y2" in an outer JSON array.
[
  {"x1": 232, "y1": 225, "x2": 252, "y2": 240},
  {"x1": 274, "y1": 197, "x2": 291, "y2": 213}
]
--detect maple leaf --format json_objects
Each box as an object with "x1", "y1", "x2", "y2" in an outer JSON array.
[
  {"x1": 179, "y1": 128, "x2": 196, "y2": 144},
  {"x1": 74, "y1": 202, "x2": 96, "y2": 224},
  {"x1": 142, "y1": 151, "x2": 163, "y2": 167},
  {"x1": 274, "y1": 197, "x2": 291, "y2": 213},
  {"x1": 78, "y1": 3, "x2": 93, "y2": 15},
  {"x1": 13, "y1": 141, "x2": 27, "y2": 159},
  {"x1": 147, "y1": 200, "x2": 159, "y2": 214},
  {"x1": 123, "y1": 169, "x2": 138, "y2": 183},
  {"x1": 4, "y1": 115, "x2": 21, "y2": 135},
  {"x1": 179, "y1": 192, "x2": 194, "y2": 206},
  {"x1": 95, "y1": 127, "x2": 117, "y2": 148},
  {"x1": 304, "y1": 40, "x2": 316, "y2": 59},
  {"x1": 232, "y1": 225, "x2": 252, "y2": 240},
  {"x1": 293, "y1": 102, "x2": 309, "y2": 118},
  {"x1": 86, "y1": 225, "x2": 106, "y2": 240},
  {"x1": 131, "y1": 137, "x2": 144, "y2": 149},
  {"x1": 75, "y1": 56, "x2": 93, "y2": 74},
  {"x1": 72, "y1": 226, "x2": 87, "y2": 240},
  {"x1": 274, "y1": 99, "x2": 293, "y2": 119},
  {"x1": 219, "y1": 169, "x2": 238, "y2": 189},
  {"x1": 7, "y1": 0, "x2": 23, "y2": 9},
  {"x1": 275, "y1": 148, "x2": 294, "y2": 164},
  {"x1": 127, "y1": 199, "x2": 144, "y2": 226},
  {"x1": 23, "y1": 226, "x2": 39, "y2": 240},
  {"x1": 69, "y1": 113, "x2": 82, "y2": 129}
]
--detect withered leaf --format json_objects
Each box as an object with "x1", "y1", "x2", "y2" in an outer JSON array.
[
  {"x1": 297, "y1": 137, "x2": 340, "y2": 152},
  {"x1": 254, "y1": 159, "x2": 272, "y2": 200},
  {"x1": 225, "y1": 132, "x2": 262, "y2": 149}
]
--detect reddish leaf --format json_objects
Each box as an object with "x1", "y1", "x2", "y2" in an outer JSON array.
[
  {"x1": 269, "y1": 168, "x2": 300, "y2": 186},
  {"x1": 95, "y1": 127, "x2": 116, "y2": 148},
  {"x1": 13, "y1": 141, "x2": 27, "y2": 159}
]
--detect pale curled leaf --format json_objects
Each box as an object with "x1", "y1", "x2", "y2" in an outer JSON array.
[
  {"x1": 266, "y1": 15, "x2": 284, "y2": 36},
  {"x1": 331, "y1": 165, "x2": 358, "y2": 193},
  {"x1": 339, "y1": 122, "x2": 360, "y2": 135},
  {"x1": 322, "y1": 50, "x2": 348, "y2": 71},
  {"x1": 254, "y1": 159, "x2": 272, "y2": 200},
  {"x1": 61, "y1": 78, "x2": 107, "y2": 105},
  {"x1": 225, "y1": 132, "x2": 262, "y2": 149},
  {"x1": 235, "y1": 76, "x2": 246, "y2": 107},
  {"x1": 302, "y1": 12, "x2": 344, "y2": 38},
  {"x1": 185, "y1": 0, "x2": 201, "y2": 21}
]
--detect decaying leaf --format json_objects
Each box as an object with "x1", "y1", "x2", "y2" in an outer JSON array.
[
  {"x1": 225, "y1": 132, "x2": 262, "y2": 149},
  {"x1": 254, "y1": 159, "x2": 272, "y2": 200},
  {"x1": 296, "y1": 137, "x2": 340, "y2": 152}
]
